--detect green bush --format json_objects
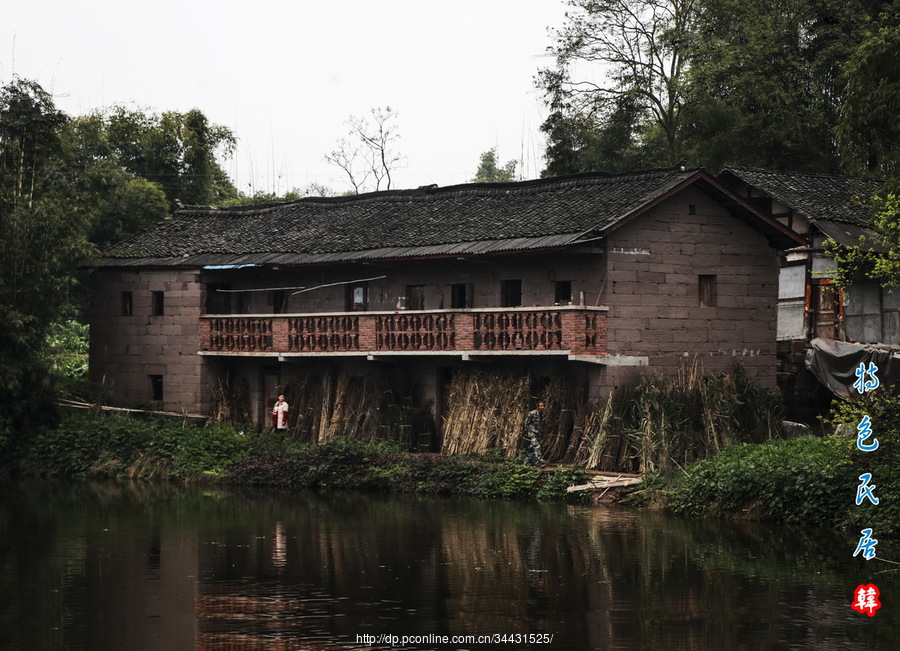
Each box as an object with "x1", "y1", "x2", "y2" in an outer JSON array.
[{"x1": 14, "y1": 411, "x2": 252, "y2": 480}]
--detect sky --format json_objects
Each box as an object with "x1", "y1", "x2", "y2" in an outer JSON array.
[{"x1": 3, "y1": 0, "x2": 569, "y2": 196}]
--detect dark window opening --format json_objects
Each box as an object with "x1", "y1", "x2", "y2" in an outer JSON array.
[
  {"x1": 151, "y1": 291, "x2": 165, "y2": 316},
  {"x1": 688, "y1": 204, "x2": 697, "y2": 215},
  {"x1": 270, "y1": 290, "x2": 287, "y2": 314},
  {"x1": 554, "y1": 280, "x2": 572, "y2": 304},
  {"x1": 150, "y1": 375, "x2": 164, "y2": 401},
  {"x1": 405, "y1": 285, "x2": 425, "y2": 310},
  {"x1": 206, "y1": 284, "x2": 231, "y2": 314},
  {"x1": 699, "y1": 275, "x2": 717, "y2": 307},
  {"x1": 500, "y1": 279, "x2": 522, "y2": 307},
  {"x1": 450, "y1": 283, "x2": 473, "y2": 309},
  {"x1": 121, "y1": 291, "x2": 133, "y2": 316}
]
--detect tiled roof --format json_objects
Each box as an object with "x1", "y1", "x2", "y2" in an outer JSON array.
[
  {"x1": 97, "y1": 168, "x2": 796, "y2": 267},
  {"x1": 720, "y1": 167, "x2": 883, "y2": 231}
]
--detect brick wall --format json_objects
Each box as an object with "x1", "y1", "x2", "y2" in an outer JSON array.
[
  {"x1": 89, "y1": 268, "x2": 209, "y2": 414},
  {"x1": 603, "y1": 186, "x2": 780, "y2": 389}
]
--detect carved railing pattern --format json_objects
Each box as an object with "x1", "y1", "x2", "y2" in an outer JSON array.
[
  {"x1": 200, "y1": 307, "x2": 605, "y2": 355},
  {"x1": 287, "y1": 315, "x2": 360, "y2": 352},
  {"x1": 584, "y1": 312, "x2": 604, "y2": 351},
  {"x1": 205, "y1": 317, "x2": 274, "y2": 352},
  {"x1": 375, "y1": 313, "x2": 456, "y2": 351},
  {"x1": 474, "y1": 311, "x2": 563, "y2": 351}
]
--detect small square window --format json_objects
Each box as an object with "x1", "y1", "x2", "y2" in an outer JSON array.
[
  {"x1": 149, "y1": 375, "x2": 164, "y2": 401},
  {"x1": 699, "y1": 275, "x2": 717, "y2": 307},
  {"x1": 121, "y1": 291, "x2": 133, "y2": 316},
  {"x1": 151, "y1": 291, "x2": 165, "y2": 316}
]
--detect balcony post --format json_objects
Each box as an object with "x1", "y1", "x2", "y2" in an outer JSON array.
[
  {"x1": 272, "y1": 317, "x2": 289, "y2": 351},
  {"x1": 199, "y1": 318, "x2": 212, "y2": 350},
  {"x1": 456, "y1": 312, "x2": 475, "y2": 351},
  {"x1": 559, "y1": 310, "x2": 585, "y2": 354}
]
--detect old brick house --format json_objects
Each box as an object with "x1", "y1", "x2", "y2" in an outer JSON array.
[{"x1": 89, "y1": 168, "x2": 802, "y2": 445}]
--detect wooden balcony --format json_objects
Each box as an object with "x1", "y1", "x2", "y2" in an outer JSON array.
[{"x1": 199, "y1": 306, "x2": 607, "y2": 358}]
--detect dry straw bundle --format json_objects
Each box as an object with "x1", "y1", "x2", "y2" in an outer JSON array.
[
  {"x1": 208, "y1": 372, "x2": 251, "y2": 425},
  {"x1": 283, "y1": 370, "x2": 428, "y2": 448},
  {"x1": 441, "y1": 369, "x2": 531, "y2": 457}
]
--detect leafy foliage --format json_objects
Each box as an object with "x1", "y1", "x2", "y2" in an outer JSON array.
[
  {"x1": 538, "y1": 0, "x2": 698, "y2": 171},
  {"x1": 836, "y1": 8, "x2": 900, "y2": 177},
  {"x1": 826, "y1": 193, "x2": 900, "y2": 288},
  {"x1": 539, "y1": 0, "x2": 874, "y2": 175},
  {"x1": 15, "y1": 411, "x2": 253, "y2": 480},
  {"x1": 471, "y1": 148, "x2": 518, "y2": 183},
  {"x1": 0, "y1": 80, "x2": 94, "y2": 459},
  {"x1": 683, "y1": 0, "x2": 863, "y2": 172},
  {"x1": 667, "y1": 387, "x2": 900, "y2": 534}
]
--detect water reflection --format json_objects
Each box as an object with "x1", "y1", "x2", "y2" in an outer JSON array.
[{"x1": 0, "y1": 480, "x2": 895, "y2": 650}]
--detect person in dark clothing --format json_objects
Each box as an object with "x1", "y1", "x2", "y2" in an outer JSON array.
[{"x1": 523, "y1": 401, "x2": 547, "y2": 465}]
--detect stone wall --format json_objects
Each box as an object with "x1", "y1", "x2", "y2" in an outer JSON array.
[
  {"x1": 602, "y1": 186, "x2": 780, "y2": 390},
  {"x1": 89, "y1": 268, "x2": 209, "y2": 415}
]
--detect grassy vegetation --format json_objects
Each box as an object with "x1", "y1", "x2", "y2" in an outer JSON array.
[
  {"x1": 644, "y1": 390, "x2": 900, "y2": 536},
  {"x1": 9, "y1": 410, "x2": 585, "y2": 501},
  {"x1": 577, "y1": 362, "x2": 781, "y2": 473}
]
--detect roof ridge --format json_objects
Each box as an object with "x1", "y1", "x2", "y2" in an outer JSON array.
[{"x1": 722, "y1": 166, "x2": 883, "y2": 184}]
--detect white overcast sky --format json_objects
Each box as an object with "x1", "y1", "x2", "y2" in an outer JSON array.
[{"x1": 3, "y1": 0, "x2": 568, "y2": 196}]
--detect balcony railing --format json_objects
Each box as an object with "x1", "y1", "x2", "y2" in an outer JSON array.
[{"x1": 200, "y1": 307, "x2": 607, "y2": 356}]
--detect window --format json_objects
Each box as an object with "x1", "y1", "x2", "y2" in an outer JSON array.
[
  {"x1": 554, "y1": 280, "x2": 572, "y2": 304},
  {"x1": 405, "y1": 285, "x2": 425, "y2": 310},
  {"x1": 500, "y1": 279, "x2": 522, "y2": 307},
  {"x1": 206, "y1": 284, "x2": 231, "y2": 314},
  {"x1": 121, "y1": 291, "x2": 133, "y2": 316},
  {"x1": 698, "y1": 275, "x2": 717, "y2": 307},
  {"x1": 149, "y1": 375, "x2": 164, "y2": 401},
  {"x1": 151, "y1": 291, "x2": 165, "y2": 316},
  {"x1": 346, "y1": 283, "x2": 368, "y2": 311},
  {"x1": 271, "y1": 290, "x2": 286, "y2": 314},
  {"x1": 450, "y1": 283, "x2": 473, "y2": 309}
]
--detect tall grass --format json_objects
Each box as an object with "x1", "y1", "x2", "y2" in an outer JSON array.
[{"x1": 577, "y1": 362, "x2": 781, "y2": 473}]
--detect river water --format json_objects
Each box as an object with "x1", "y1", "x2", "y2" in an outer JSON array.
[{"x1": 0, "y1": 479, "x2": 895, "y2": 650}]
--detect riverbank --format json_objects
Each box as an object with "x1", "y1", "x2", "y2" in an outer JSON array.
[
  {"x1": 8, "y1": 411, "x2": 586, "y2": 501},
  {"x1": 8, "y1": 409, "x2": 898, "y2": 540}
]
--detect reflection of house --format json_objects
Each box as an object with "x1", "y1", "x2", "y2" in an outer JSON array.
[
  {"x1": 89, "y1": 168, "x2": 801, "y2": 434},
  {"x1": 719, "y1": 168, "x2": 893, "y2": 346}
]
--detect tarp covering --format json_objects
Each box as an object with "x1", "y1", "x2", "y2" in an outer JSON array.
[{"x1": 804, "y1": 338, "x2": 900, "y2": 400}]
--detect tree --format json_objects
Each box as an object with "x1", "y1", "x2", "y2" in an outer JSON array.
[
  {"x1": 683, "y1": 0, "x2": 866, "y2": 172},
  {"x1": 96, "y1": 106, "x2": 238, "y2": 208},
  {"x1": 539, "y1": 0, "x2": 698, "y2": 170},
  {"x1": 0, "y1": 79, "x2": 93, "y2": 458},
  {"x1": 826, "y1": 5, "x2": 900, "y2": 288},
  {"x1": 0, "y1": 78, "x2": 66, "y2": 209},
  {"x1": 325, "y1": 107, "x2": 405, "y2": 193},
  {"x1": 836, "y1": 9, "x2": 900, "y2": 177},
  {"x1": 471, "y1": 149, "x2": 518, "y2": 183},
  {"x1": 541, "y1": 93, "x2": 660, "y2": 176}
]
